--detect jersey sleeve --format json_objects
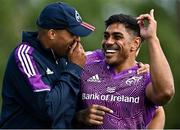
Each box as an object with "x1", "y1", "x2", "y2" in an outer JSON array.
[
  {"x1": 15, "y1": 44, "x2": 51, "y2": 92},
  {"x1": 13, "y1": 44, "x2": 82, "y2": 124},
  {"x1": 144, "y1": 72, "x2": 152, "y2": 87}
]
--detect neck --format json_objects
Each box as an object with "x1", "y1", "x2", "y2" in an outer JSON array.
[
  {"x1": 113, "y1": 56, "x2": 136, "y2": 74},
  {"x1": 37, "y1": 29, "x2": 50, "y2": 49}
]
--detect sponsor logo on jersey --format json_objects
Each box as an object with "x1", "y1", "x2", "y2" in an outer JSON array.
[
  {"x1": 106, "y1": 86, "x2": 116, "y2": 93},
  {"x1": 46, "y1": 68, "x2": 54, "y2": 75},
  {"x1": 87, "y1": 74, "x2": 101, "y2": 82},
  {"x1": 82, "y1": 93, "x2": 140, "y2": 104}
]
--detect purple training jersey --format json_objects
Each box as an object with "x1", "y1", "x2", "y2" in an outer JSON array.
[{"x1": 80, "y1": 50, "x2": 156, "y2": 129}]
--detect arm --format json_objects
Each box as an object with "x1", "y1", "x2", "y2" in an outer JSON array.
[
  {"x1": 12, "y1": 42, "x2": 85, "y2": 124},
  {"x1": 147, "y1": 107, "x2": 165, "y2": 129},
  {"x1": 13, "y1": 49, "x2": 81, "y2": 119},
  {"x1": 137, "y1": 9, "x2": 175, "y2": 105}
]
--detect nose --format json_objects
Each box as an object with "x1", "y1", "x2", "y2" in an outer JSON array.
[{"x1": 105, "y1": 36, "x2": 114, "y2": 45}]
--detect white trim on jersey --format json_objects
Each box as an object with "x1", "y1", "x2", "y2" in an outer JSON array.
[
  {"x1": 18, "y1": 44, "x2": 36, "y2": 77},
  {"x1": 85, "y1": 51, "x2": 93, "y2": 56},
  {"x1": 25, "y1": 45, "x2": 36, "y2": 75},
  {"x1": 34, "y1": 88, "x2": 51, "y2": 92}
]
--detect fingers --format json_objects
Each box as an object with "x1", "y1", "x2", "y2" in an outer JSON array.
[
  {"x1": 93, "y1": 104, "x2": 113, "y2": 114},
  {"x1": 88, "y1": 118, "x2": 103, "y2": 125},
  {"x1": 69, "y1": 41, "x2": 77, "y2": 54},
  {"x1": 76, "y1": 108, "x2": 103, "y2": 126},
  {"x1": 94, "y1": 109, "x2": 105, "y2": 116},
  {"x1": 137, "y1": 20, "x2": 145, "y2": 29},
  {"x1": 89, "y1": 104, "x2": 113, "y2": 116},
  {"x1": 138, "y1": 62, "x2": 143, "y2": 67},
  {"x1": 68, "y1": 41, "x2": 86, "y2": 67},
  {"x1": 137, "y1": 14, "x2": 151, "y2": 21},
  {"x1": 89, "y1": 114, "x2": 104, "y2": 121},
  {"x1": 89, "y1": 105, "x2": 113, "y2": 125},
  {"x1": 137, "y1": 62, "x2": 150, "y2": 74},
  {"x1": 88, "y1": 114, "x2": 104, "y2": 125},
  {"x1": 68, "y1": 41, "x2": 85, "y2": 58},
  {"x1": 136, "y1": 9, "x2": 155, "y2": 22},
  {"x1": 150, "y1": 9, "x2": 154, "y2": 19},
  {"x1": 78, "y1": 42, "x2": 85, "y2": 53},
  {"x1": 83, "y1": 104, "x2": 113, "y2": 126},
  {"x1": 69, "y1": 40, "x2": 84, "y2": 52}
]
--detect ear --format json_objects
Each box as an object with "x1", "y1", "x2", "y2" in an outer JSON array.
[
  {"x1": 131, "y1": 37, "x2": 141, "y2": 51},
  {"x1": 136, "y1": 48, "x2": 140, "y2": 57},
  {"x1": 47, "y1": 29, "x2": 56, "y2": 40}
]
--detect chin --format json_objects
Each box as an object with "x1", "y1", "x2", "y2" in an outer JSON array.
[
  {"x1": 106, "y1": 57, "x2": 124, "y2": 67},
  {"x1": 105, "y1": 58, "x2": 115, "y2": 66}
]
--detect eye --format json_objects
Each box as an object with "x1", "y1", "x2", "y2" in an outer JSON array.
[
  {"x1": 114, "y1": 35, "x2": 122, "y2": 40},
  {"x1": 104, "y1": 33, "x2": 109, "y2": 40}
]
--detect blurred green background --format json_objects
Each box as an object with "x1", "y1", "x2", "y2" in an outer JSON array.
[{"x1": 0, "y1": 0, "x2": 179, "y2": 128}]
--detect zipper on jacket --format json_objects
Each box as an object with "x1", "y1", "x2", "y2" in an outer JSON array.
[{"x1": 51, "y1": 49, "x2": 58, "y2": 65}]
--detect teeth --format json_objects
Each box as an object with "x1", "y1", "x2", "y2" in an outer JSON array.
[{"x1": 106, "y1": 50, "x2": 117, "y2": 53}]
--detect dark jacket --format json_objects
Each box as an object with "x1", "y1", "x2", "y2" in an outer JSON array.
[{"x1": 0, "y1": 32, "x2": 82, "y2": 128}]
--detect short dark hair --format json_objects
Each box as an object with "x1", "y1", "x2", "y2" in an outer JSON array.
[{"x1": 105, "y1": 14, "x2": 141, "y2": 38}]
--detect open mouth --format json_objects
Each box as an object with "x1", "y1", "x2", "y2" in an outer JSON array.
[
  {"x1": 103, "y1": 45, "x2": 120, "y2": 54},
  {"x1": 104, "y1": 49, "x2": 119, "y2": 55},
  {"x1": 105, "y1": 49, "x2": 118, "y2": 53},
  {"x1": 104, "y1": 49, "x2": 119, "y2": 58}
]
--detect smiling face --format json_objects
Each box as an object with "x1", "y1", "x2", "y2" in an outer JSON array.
[{"x1": 102, "y1": 23, "x2": 140, "y2": 67}]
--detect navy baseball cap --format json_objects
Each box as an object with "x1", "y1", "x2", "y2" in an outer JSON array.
[{"x1": 36, "y1": 2, "x2": 95, "y2": 37}]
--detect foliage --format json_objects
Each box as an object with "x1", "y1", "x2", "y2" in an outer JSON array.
[{"x1": 0, "y1": 0, "x2": 179, "y2": 128}]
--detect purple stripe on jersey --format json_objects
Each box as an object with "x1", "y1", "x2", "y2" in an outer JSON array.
[
  {"x1": 15, "y1": 43, "x2": 51, "y2": 92},
  {"x1": 29, "y1": 75, "x2": 51, "y2": 92}
]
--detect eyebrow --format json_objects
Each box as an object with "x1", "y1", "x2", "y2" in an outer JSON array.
[{"x1": 104, "y1": 31, "x2": 123, "y2": 36}]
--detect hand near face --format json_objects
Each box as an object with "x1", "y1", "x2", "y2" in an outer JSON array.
[
  {"x1": 68, "y1": 41, "x2": 86, "y2": 68},
  {"x1": 76, "y1": 104, "x2": 113, "y2": 126},
  {"x1": 137, "y1": 9, "x2": 157, "y2": 41}
]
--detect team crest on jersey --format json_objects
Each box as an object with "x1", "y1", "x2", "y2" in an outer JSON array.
[{"x1": 126, "y1": 76, "x2": 143, "y2": 86}]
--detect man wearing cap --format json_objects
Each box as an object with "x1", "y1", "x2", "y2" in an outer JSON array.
[{"x1": 0, "y1": 2, "x2": 95, "y2": 129}]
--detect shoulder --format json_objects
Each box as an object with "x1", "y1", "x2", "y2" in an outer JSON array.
[
  {"x1": 128, "y1": 65, "x2": 151, "y2": 88},
  {"x1": 85, "y1": 49, "x2": 104, "y2": 64},
  {"x1": 14, "y1": 42, "x2": 35, "y2": 58},
  {"x1": 135, "y1": 71, "x2": 151, "y2": 87},
  {"x1": 83, "y1": 57, "x2": 105, "y2": 75},
  {"x1": 134, "y1": 64, "x2": 151, "y2": 85}
]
